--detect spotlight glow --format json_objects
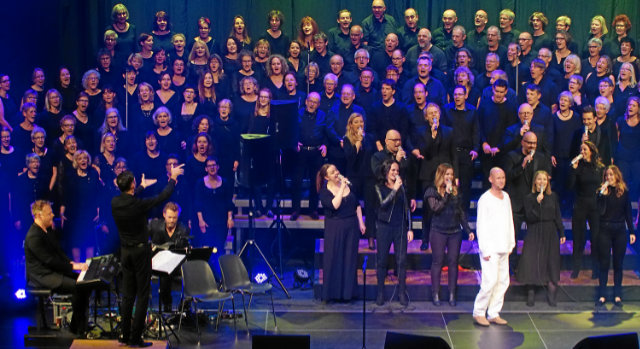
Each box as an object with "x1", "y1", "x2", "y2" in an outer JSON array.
[
  {"x1": 14, "y1": 289, "x2": 26, "y2": 300},
  {"x1": 254, "y1": 273, "x2": 268, "y2": 284}
]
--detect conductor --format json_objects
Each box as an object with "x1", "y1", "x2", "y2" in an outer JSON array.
[{"x1": 111, "y1": 164, "x2": 185, "y2": 347}]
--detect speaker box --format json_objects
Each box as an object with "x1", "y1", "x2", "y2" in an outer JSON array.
[
  {"x1": 573, "y1": 332, "x2": 639, "y2": 348},
  {"x1": 252, "y1": 334, "x2": 311, "y2": 349},
  {"x1": 384, "y1": 331, "x2": 451, "y2": 349}
]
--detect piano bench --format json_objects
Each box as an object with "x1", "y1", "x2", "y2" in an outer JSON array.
[{"x1": 26, "y1": 287, "x2": 52, "y2": 331}]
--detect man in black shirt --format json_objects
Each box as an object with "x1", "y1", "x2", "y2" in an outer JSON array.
[
  {"x1": 442, "y1": 85, "x2": 480, "y2": 212},
  {"x1": 397, "y1": 8, "x2": 420, "y2": 52},
  {"x1": 111, "y1": 165, "x2": 184, "y2": 347},
  {"x1": 369, "y1": 80, "x2": 410, "y2": 152},
  {"x1": 291, "y1": 92, "x2": 337, "y2": 221},
  {"x1": 150, "y1": 202, "x2": 189, "y2": 312},
  {"x1": 327, "y1": 9, "x2": 353, "y2": 57},
  {"x1": 24, "y1": 200, "x2": 89, "y2": 336}
]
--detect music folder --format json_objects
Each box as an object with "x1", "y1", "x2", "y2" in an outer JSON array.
[{"x1": 152, "y1": 250, "x2": 186, "y2": 275}]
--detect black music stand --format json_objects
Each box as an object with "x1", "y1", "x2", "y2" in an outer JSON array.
[
  {"x1": 76, "y1": 254, "x2": 119, "y2": 338},
  {"x1": 268, "y1": 100, "x2": 299, "y2": 276},
  {"x1": 150, "y1": 250, "x2": 187, "y2": 346}
]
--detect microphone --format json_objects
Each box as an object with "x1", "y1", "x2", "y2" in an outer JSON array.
[
  {"x1": 527, "y1": 149, "x2": 535, "y2": 163},
  {"x1": 570, "y1": 154, "x2": 583, "y2": 165},
  {"x1": 524, "y1": 119, "x2": 529, "y2": 127},
  {"x1": 539, "y1": 185, "x2": 544, "y2": 195},
  {"x1": 446, "y1": 180, "x2": 453, "y2": 194},
  {"x1": 584, "y1": 125, "x2": 589, "y2": 136},
  {"x1": 433, "y1": 118, "x2": 439, "y2": 131},
  {"x1": 338, "y1": 174, "x2": 352, "y2": 186},
  {"x1": 358, "y1": 127, "x2": 363, "y2": 137},
  {"x1": 398, "y1": 145, "x2": 407, "y2": 160},
  {"x1": 600, "y1": 181, "x2": 609, "y2": 195}
]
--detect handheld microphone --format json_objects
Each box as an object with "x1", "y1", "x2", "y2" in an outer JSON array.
[
  {"x1": 570, "y1": 154, "x2": 583, "y2": 165},
  {"x1": 524, "y1": 119, "x2": 529, "y2": 127},
  {"x1": 338, "y1": 174, "x2": 352, "y2": 186},
  {"x1": 600, "y1": 181, "x2": 609, "y2": 195},
  {"x1": 539, "y1": 185, "x2": 544, "y2": 195},
  {"x1": 358, "y1": 127, "x2": 363, "y2": 136},
  {"x1": 584, "y1": 125, "x2": 589, "y2": 136},
  {"x1": 398, "y1": 146, "x2": 407, "y2": 160},
  {"x1": 446, "y1": 180, "x2": 453, "y2": 194},
  {"x1": 433, "y1": 118, "x2": 439, "y2": 131},
  {"x1": 527, "y1": 149, "x2": 535, "y2": 163}
]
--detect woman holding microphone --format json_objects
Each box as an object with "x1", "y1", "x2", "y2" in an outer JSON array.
[
  {"x1": 317, "y1": 163, "x2": 365, "y2": 302},
  {"x1": 596, "y1": 165, "x2": 636, "y2": 307},
  {"x1": 374, "y1": 159, "x2": 413, "y2": 307}
]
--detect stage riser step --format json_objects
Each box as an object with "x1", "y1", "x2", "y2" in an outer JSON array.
[
  {"x1": 313, "y1": 254, "x2": 640, "y2": 271},
  {"x1": 312, "y1": 284, "x2": 640, "y2": 302}
]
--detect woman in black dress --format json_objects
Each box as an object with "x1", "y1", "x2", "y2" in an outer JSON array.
[
  {"x1": 517, "y1": 170, "x2": 566, "y2": 306},
  {"x1": 233, "y1": 76, "x2": 258, "y2": 133},
  {"x1": 108, "y1": 4, "x2": 137, "y2": 59},
  {"x1": 263, "y1": 10, "x2": 290, "y2": 56},
  {"x1": 425, "y1": 163, "x2": 474, "y2": 306},
  {"x1": 155, "y1": 72, "x2": 179, "y2": 117},
  {"x1": 317, "y1": 163, "x2": 365, "y2": 302},
  {"x1": 194, "y1": 157, "x2": 234, "y2": 250},
  {"x1": 374, "y1": 159, "x2": 414, "y2": 307},
  {"x1": 197, "y1": 71, "x2": 217, "y2": 117},
  {"x1": 93, "y1": 132, "x2": 117, "y2": 185},
  {"x1": 569, "y1": 140, "x2": 604, "y2": 279},
  {"x1": 81, "y1": 70, "x2": 103, "y2": 125},
  {"x1": 170, "y1": 57, "x2": 187, "y2": 94},
  {"x1": 209, "y1": 54, "x2": 232, "y2": 101},
  {"x1": 176, "y1": 85, "x2": 202, "y2": 138},
  {"x1": 129, "y1": 82, "x2": 156, "y2": 138},
  {"x1": 264, "y1": 54, "x2": 288, "y2": 99},
  {"x1": 38, "y1": 89, "x2": 64, "y2": 142},
  {"x1": 152, "y1": 107, "x2": 183, "y2": 156},
  {"x1": 97, "y1": 107, "x2": 129, "y2": 153},
  {"x1": 596, "y1": 165, "x2": 637, "y2": 307},
  {"x1": 228, "y1": 15, "x2": 252, "y2": 52}
]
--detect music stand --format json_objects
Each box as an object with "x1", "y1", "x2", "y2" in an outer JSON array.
[
  {"x1": 150, "y1": 250, "x2": 187, "y2": 345},
  {"x1": 269, "y1": 99, "x2": 299, "y2": 276}
]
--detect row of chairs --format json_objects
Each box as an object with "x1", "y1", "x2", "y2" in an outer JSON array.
[{"x1": 179, "y1": 254, "x2": 276, "y2": 343}]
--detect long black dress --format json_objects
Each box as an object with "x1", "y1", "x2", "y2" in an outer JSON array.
[
  {"x1": 319, "y1": 186, "x2": 360, "y2": 301},
  {"x1": 517, "y1": 192, "x2": 565, "y2": 285}
]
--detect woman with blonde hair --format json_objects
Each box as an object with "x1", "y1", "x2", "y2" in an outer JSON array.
[
  {"x1": 517, "y1": 170, "x2": 565, "y2": 306},
  {"x1": 424, "y1": 163, "x2": 474, "y2": 306},
  {"x1": 596, "y1": 165, "x2": 636, "y2": 307}
]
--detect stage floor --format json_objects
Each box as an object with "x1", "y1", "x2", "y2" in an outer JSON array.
[{"x1": 9, "y1": 282, "x2": 640, "y2": 349}]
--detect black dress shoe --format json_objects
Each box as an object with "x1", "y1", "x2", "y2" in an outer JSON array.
[
  {"x1": 614, "y1": 298, "x2": 623, "y2": 307},
  {"x1": 420, "y1": 242, "x2": 429, "y2": 251},
  {"x1": 432, "y1": 293, "x2": 441, "y2": 306},
  {"x1": 595, "y1": 298, "x2": 606, "y2": 307},
  {"x1": 591, "y1": 270, "x2": 599, "y2": 279},
  {"x1": 128, "y1": 339, "x2": 153, "y2": 347},
  {"x1": 449, "y1": 293, "x2": 456, "y2": 307},
  {"x1": 368, "y1": 239, "x2": 376, "y2": 250},
  {"x1": 526, "y1": 288, "x2": 535, "y2": 307},
  {"x1": 290, "y1": 211, "x2": 300, "y2": 221},
  {"x1": 310, "y1": 210, "x2": 320, "y2": 220}
]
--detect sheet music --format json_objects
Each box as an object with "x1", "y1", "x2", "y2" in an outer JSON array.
[{"x1": 152, "y1": 250, "x2": 186, "y2": 274}]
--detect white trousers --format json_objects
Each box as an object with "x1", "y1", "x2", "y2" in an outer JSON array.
[{"x1": 473, "y1": 252, "x2": 510, "y2": 319}]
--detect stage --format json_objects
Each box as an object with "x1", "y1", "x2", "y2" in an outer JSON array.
[{"x1": 10, "y1": 270, "x2": 640, "y2": 349}]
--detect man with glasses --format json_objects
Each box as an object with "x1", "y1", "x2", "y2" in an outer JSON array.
[
  {"x1": 343, "y1": 25, "x2": 369, "y2": 72},
  {"x1": 518, "y1": 32, "x2": 537, "y2": 68}
]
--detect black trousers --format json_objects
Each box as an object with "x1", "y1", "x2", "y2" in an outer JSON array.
[
  {"x1": 120, "y1": 244, "x2": 151, "y2": 341},
  {"x1": 57, "y1": 275, "x2": 89, "y2": 334},
  {"x1": 376, "y1": 223, "x2": 407, "y2": 293},
  {"x1": 292, "y1": 148, "x2": 324, "y2": 211},
  {"x1": 598, "y1": 224, "x2": 628, "y2": 298},
  {"x1": 572, "y1": 198, "x2": 600, "y2": 273},
  {"x1": 430, "y1": 231, "x2": 462, "y2": 294}
]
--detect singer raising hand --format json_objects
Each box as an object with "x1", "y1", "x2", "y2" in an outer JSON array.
[
  {"x1": 317, "y1": 164, "x2": 365, "y2": 302},
  {"x1": 517, "y1": 170, "x2": 566, "y2": 307}
]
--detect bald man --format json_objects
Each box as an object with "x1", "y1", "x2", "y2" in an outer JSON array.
[
  {"x1": 432, "y1": 9, "x2": 457, "y2": 51},
  {"x1": 467, "y1": 10, "x2": 489, "y2": 50},
  {"x1": 361, "y1": 0, "x2": 398, "y2": 51},
  {"x1": 397, "y1": 8, "x2": 420, "y2": 51},
  {"x1": 500, "y1": 103, "x2": 549, "y2": 154},
  {"x1": 473, "y1": 167, "x2": 514, "y2": 326}
]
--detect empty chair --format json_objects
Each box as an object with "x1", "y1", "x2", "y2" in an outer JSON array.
[
  {"x1": 179, "y1": 260, "x2": 233, "y2": 343},
  {"x1": 218, "y1": 254, "x2": 277, "y2": 329}
]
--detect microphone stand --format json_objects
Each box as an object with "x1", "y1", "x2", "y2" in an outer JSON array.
[{"x1": 362, "y1": 255, "x2": 368, "y2": 349}]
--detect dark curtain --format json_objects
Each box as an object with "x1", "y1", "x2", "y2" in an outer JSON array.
[{"x1": 1, "y1": 0, "x2": 638, "y2": 95}]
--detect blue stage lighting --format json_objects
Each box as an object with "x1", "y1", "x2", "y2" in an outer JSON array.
[
  {"x1": 14, "y1": 289, "x2": 26, "y2": 300},
  {"x1": 254, "y1": 272, "x2": 268, "y2": 284}
]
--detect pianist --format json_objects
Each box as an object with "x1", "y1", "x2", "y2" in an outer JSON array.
[
  {"x1": 24, "y1": 200, "x2": 90, "y2": 336},
  {"x1": 150, "y1": 201, "x2": 189, "y2": 312}
]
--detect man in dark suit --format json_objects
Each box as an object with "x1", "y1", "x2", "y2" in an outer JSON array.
[
  {"x1": 24, "y1": 200, "x2": 89, "y2": 336},
  {"x1": 111, "y1": 165, "x2": 184, "y2": 347}
]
